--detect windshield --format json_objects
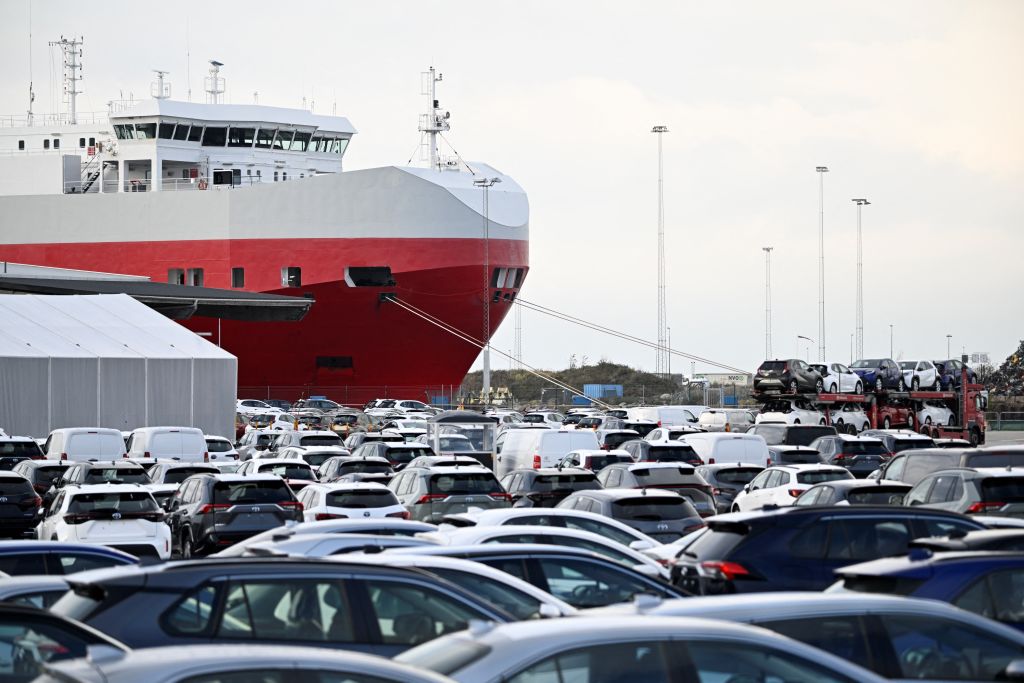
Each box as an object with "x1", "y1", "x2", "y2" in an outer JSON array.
[
  {"x1": 847, "y1": 488, "x2": 908, "y2": 505},
  {"x1": 602, "y1": 433, "x2": 636, "y2": 449},
  {"x1": 163, "y1": 467, "x2": 217, "y2": 484},
  {"x1": 32, "y1": 466, "x2": 68, "y2": 485},
  {"x1": 214, "y1": 480, "x2": 292, "y2": 504},
  {"x1": 68, "y1": 491, "x2": 159, "y2": 514},
  {"x1": 83, "y1": 468, "x2": 149, "y2": 484},
  {"x1": 647, "y1": 446, "x2": 699, "y2": 462},
  {"x1": 0, "y1": 441, "x2": 42, "y2": 457},
  {"x1": 301, "y1": 452, "x2": 337, "y2": 467},
  {"x1": 339, "y1": 461, "x2": 392, "y2": 474},
  {"x1": 762, "y1": 401, "x2": 794, "y2": 414},
  {"x1": 612, "y1": 498, "x2": 690, "y2": 521},
  {"x1": 839, "y1": 441, "x2": 888, "y2": 456},
  {"x1": 631, "y1": 467, "x2": 692, "y2": 485},
  {"x1": 261, "y1": 464, "x2": 316, "y2": 480},
  {"x1": 533, "y1": 474, "x2": 600, "y2": 491},
  {"x1": 438, "y1": 437, "x2": 475, "y2": 451},
  {"x1": 852, "y1": 360, "x2": 882, "y2": 369},
  {"x1": 711, "y1": 468, "x2": 761, "y2": 485},
  {"x1": 428, "y1": 473, "x2": 501, "y2": 495},
  {"x1": 326, "y1": 490, "x2": 399, "y2": 508},
  {"x1": 775, "y1": 449, "x2": 822, "y2": 464},
  {"x1": 759, "y1": 361, "x2": 786, "y2": 372},
  {"x1": 797, "y1": 470, "x2": 851, "y2": 485}
]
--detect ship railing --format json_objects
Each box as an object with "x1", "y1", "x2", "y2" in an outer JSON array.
[
  {"x1": 59, "y1": 176, "x2": 272, "y2": 193},
  {"x1": 0, "y1": 111, "x2": 111, "y2": 129}
]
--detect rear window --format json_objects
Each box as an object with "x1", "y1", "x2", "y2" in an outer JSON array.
[
  {"x1": 326, "y1": 489, "x2": 399, "y2": 508},
  {"x1": 752, "y1": 425, "x2": 786, "y2": 445},
  {"x1": 0, "y1": 479, "x2": 33, "y2": 495},
  {"x1": 759, "y1": 361, "x2": 786, "y2": 371},
  {"x1": 846, "y1": 488, "x2": 908, "y2": 505},
  {"x1": 260, "y1": 464, "x2": 316, "y2": 480},
  {"x1": 522, "y1": 415, "x2": 544, "y2": 423},
  {"x1": 68, "y1": 491, "x2": 158, "y2": 513},
  {"x1": 299, "y1": 435, "x2": 343, "y2": 447},
  {"x1": 647, "y1": 446, "x2": 699, "y2": 462},
  {"x1": 83, "y1": 467, "x2": 149, "y2": 484},
  {"x1": 838, "y1": 442, "x2": 888, "y2": 456},
  {"x1": 300, "y1": 452, "x2": 337, "y2": 467},
  {"x1": 585, "y1": 455, "x2": 630, "y2": 470},
  {"x1": 776, "y1": 450, "x2": 823, "y2": 464},
  {"x1": 786, "y1": 427, "x2": 835, "y2": 447},
  {"x1": 67, "y1": 433, "x2": 123, "y2": 455},
  {"x1": 797, "y1": 470, "x2": 851, "y2": 485},
  {"x1": 602, "y1": 433, "x2": 635, "y2": 449},
  {"x1": 631, "y1": 467, "x2": 692, "y2": 485},
  {"x1": 214, "y1": 480, "x2": 292, "y2": 504},
  {"x1": 0, "y1": 441, "x2": 43, "y2": 457},
  {"x1": 385, "y1": 447, "x2": 432, "y2": 463},
  {"x1": 31, "y1": 465, "x2": 67, "y2": 484},
  {"x1": 893, "y1": 439, "x2": 935, "y2": 452},
  {"x1": 533, "y1": 474, "x2": 600, "y2": 491},
  {"x1": 712, "y1": 468, "x2": 762, "y2": 485},
  {"x1": 163, "y1": 467, "x2": 218, "y2": 484},
  {"x1": 206, "y1": 440, "x2": 233, "y2": 453},
  {"x1": 965, "y1": 453, "x2": 1024, "y2": 468},
  {"x1": 981, "y1": 478, "x2": 1024, "y2": 503},
  {"x1": 339, "y1": 461, "x2": 391, "y2": 475},
  {"x1": 438, "y1": 437, "x2": 475, "y2": 451},
  {"x1": 682, "y1": 525, "x2": 748, "y2": 560},
  {"x1": 428, "y1": 473, "x2": 501, "y2": 495},
  {"x1": 612, "y1": 497, "x2": 691, "y2": 521}
]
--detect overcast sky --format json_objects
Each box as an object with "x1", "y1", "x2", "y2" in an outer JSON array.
[{"x1": 2, "y1": 1, "x2": 1021, "y2": 377}]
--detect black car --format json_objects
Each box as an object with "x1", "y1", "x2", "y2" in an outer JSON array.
[
  {"x1": 146, "y1": 463, "x2": 220, "y2": 484},
  {"x1": 809, "y1": 435, "x2": 890, "y2": 478},
  {"x1": 52, "y1": 558, "x2": 511, "y2": 655},
  {"x1": 766, "y1": 446, "x2": 823, "y2": 466},
  {"x1": 619, "y1": 440, "x2": 703, "y2": 466},
  {"x1": 595, "y1": 462, "x2": 716, "y2": 517},
  {"x1": 42, "y1": 461, "x2": 150, "y2": 507},
  {"x1": 558, "y1": 489, "x2": 704, "y2": 542},
  {"x1": 11, "y1": 459, "x2": 71, "y2": 497},
  {"x1": 0, "y1": 603, "x2": 129, "y2": 680},
  {"x1": 746, "y1": 423, "x2": 837, "y2": 447},
  {"x1": 595, "y1": 429, "x2": 640, "y2": 451},
  {"x1": 0, "y1": 472, "x2": 42, "y2": 538},
  {"x1": 695, "y1": 464, "x2": 765, "y2": 514},
  {"x1": 499, "y1": 468, "x2": 601, "y2": 508},
  {"x1": 753, "y1": 359, "x2": 824, "y2": 394},
  {"x1": 318, "y1": 455, "x2": 395, "y2": 483},
  {"x1": 671, "y1": 506, "x2": 985, "y2": 594},
  {"x1": 167, "y1": 473, "x2": 303, "y2": 557},
  {"x1": 934, "y1": 359, "x2": 977, "y2": 390},
  {"x1": 351, "y1": 442, "x2": 434, "y2": 471}
]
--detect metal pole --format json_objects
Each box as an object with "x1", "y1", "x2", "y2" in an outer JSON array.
[
  {"x1": 763, "y1": 247, "x2": 773, "y2": 358},
  {"x1": 946, "y1": 334, "x2": 952, "y2": 358},
  {"x1": 652, "y1": 125, "x2": 669, "y2": 375},
  {"x1": 852, "y1": 199, "x2": 869, "y2": 359},
  {"x1": 816, "y1": 166, "x2": 829, "y2": 361},
  {"x1": 890, "y1": 324, "x2": 894, "y2": 358},
  {"x1": 667, "y1": 326, "x2": 672, "y2": 377},
  {"x1": 475, "y1": 177, "x2": 501, "y2": 407}
]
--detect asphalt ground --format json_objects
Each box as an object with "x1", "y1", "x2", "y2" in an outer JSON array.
[{"x1": 985, "y1": 431, "x2": 1024, "y2": 446}]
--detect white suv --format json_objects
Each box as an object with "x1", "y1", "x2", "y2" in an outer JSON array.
[
  {"x1": 731, "y1": 464, "x2": 853, "y2": 512},
  {"x1": 37, "y1": 483, "x2": 171, "y2": 559},
  {"x1": 296, "y1": 482, "x2": 408, "y2": 522},
  {"x1": 755, "y1": 399, "x2": 825, "y2": 425}
]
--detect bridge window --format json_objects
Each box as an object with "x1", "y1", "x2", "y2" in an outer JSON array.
[
  {"x1": 232, "y1": 267, "x2": 245, "y2": 288},
  {"x1": 283, "y1": 172, "x2": 288, "y2": 181},
  {"x1": 202, "y1": 127, "x2": 227, "y2": 147},
  {"x1": 89, "y1": 137, "x2": 95, "y2": 146},
  {"x1": 113, "y1": 124, "x2": 134, "y2": 140},
  {"x1": 334, "y1": 138, "x2": 350, "y2": 155},
  {"x1": 52, "y1": 139, "x2": 59, "y2": 149},
  {"x1": 273, "y1": 171, "x2": 278, "y2": 182},
  {"x1": 159, "y1": 123, "x2": 175, "y2": 139},
  {"x1": 168, "y1": 268, "x2": 185, "y2": 285},
  {"x1": 228, "y1": 127, "x2": 256, "y2": 148},
  {"x1": 273, "y1": 131, "x2": 293, "y2": 151},
  {"x1": 79, "y1": 137, "x2": 86, "y2": 147},
  {"x1": 292, "y1": 132, "x2": 311, "y2": 152},
  {"x1": 136, "y1": 123, "x2": 157, "y2": 139},
  {"x1": 310, "y1": 136, "x2": 323, "y2": 152},
  {"x1": 172, "y1": 125, "x2": 189, "y2": 141},
  {"x1": 281, "y1": 267, "x2": 301, "y2": 288},
  {"x1": 18, "y1": 140, "x2": 24, "y2": 150},
  {"x1": 43, "y1": 139, "x2": 49, "y2": 150},
  {"x1": 255, "y1": 128, "x2": 275, "y2": 149},
  {"x1": 187, "y1": 125, "x2": 203, "y2": 142}
]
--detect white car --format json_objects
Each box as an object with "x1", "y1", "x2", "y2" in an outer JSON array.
[
  {"x1": 898, "y1": 360, "x2": 942, "y2": 390},
  {"x1": 731, "y1": 464, "x2": 854, "y2": 512},
  {"x1": 917, "y1": 400, "x2": 955, "y2": 426},
  {"x1": 755, "y1": 398, "x2": 825, "y2": 425},
  {"x1": 37, "y1": 483, "x2": 171, "y2": 559},
  {"x1": 203, "y1": 435, "x2": 238, "y2": 461},
  {"x1": 522, "y1": 411, "x2": 565, "y2": 428},
  {"x1": 643, "y1": 426, "x2": 704, "y2": 442},
  {"x1": 296, "y1": 482, "x2": 409, "y2": 522},
  {"x1": 277, "y1": 445, "x2": 351, "y2": 472},
  {"x1": 235, "y1": 458, "x2": 318, "y2": 493},
  {"x1": 828, "y1": 403, "x2": 871, "y2": 432},
  {"x1": 809, "y1": 362, "x2": 863, "y2": 394},
  {"x1": 236, "y1": 399, "x2": 283, "y2": 416}
]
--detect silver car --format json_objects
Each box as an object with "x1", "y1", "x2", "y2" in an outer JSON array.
[{"x1": 388, "y1": 465, "x2": 511, "y2": 522}]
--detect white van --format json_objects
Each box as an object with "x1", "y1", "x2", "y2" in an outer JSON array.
[
  {"x1": 494, "y1": 429, "x2": 600, "y2": 478},
  {"x1": 625, "y1": 406, "x2": 703, "y2": 427},
  {"x1": 126, "y1": 427, "x2": 209, "y2": 463},
  {"x1": 43, "y1": 428, "x2": 127, "y2": 462},
  {"x1": 680, "y1": 432, "x2": 770, "y2": 467}
]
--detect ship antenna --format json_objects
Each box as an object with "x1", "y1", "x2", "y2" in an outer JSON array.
[
  {"x1": 27, "y1": 0, "x2": 34, "y2": 124},
  {"x1": 419, "y1": 66, "x2": 450, "y2": 171},
  {"x1": 49, "y1": 35, "x2": 82, "y2": 125},
  {"x1": 151, "y1": 70, "x2": 171, "y2": 100},
  {"x1": 205, "y1": 60, "x2": 225, "y2": 104}
]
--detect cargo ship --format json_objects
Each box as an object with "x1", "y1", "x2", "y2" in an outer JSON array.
[{"x1": 0, "y1": 51, "x2": 528, "y2": 406}]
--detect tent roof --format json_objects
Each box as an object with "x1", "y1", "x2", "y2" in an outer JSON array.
[{"x1": 0, "y1": 294, "x2": 234, "y2": 360}]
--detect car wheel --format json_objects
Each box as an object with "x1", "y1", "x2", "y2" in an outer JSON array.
[
  {"x1": 848, "y1": 423, "x2": 860, "y2": 435},
  {"x1": 970, "y1": 429, "x2": 981, "y2": 447},
  {"x1": 875, "y1": 378, "x2": 883, "y2": 392},
  {"x1": 815, "y1": 379, "x2": 824, "y2": 393},
  {"x1": 855, "y1": 382, "x2": 863, "y2": 395},
  {"x1": 925, "y1": 417, "x2": 932, "y2": 425},
  {"x1": 829, "y1": 383, "x2": 838, "y2": 393},
  {"x1": 181, "y1": 532, "x2": 194, "y2": 560},
  {"x1": 789, "y1": 380, "x2": 798, "y2": 394},
  {"x1": 883, "y1": 417, "x2": 892, "y2": 429},
  {"x1": 897, "y1": 378, "x2": 906, "y2": 391},
  {"x1": 836, "y1": 419, "x2": 844, "y2": 427},
  {"x1": 819, "y1": 419, "x2": 826, "y2": 425},
  {"x1": 912, "y1": 377, "x2": 920, "y2": 390}
]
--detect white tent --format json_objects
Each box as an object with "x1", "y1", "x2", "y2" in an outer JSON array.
[{"x1": 0, "y1": 294, "x2": 236, "y2": 438}]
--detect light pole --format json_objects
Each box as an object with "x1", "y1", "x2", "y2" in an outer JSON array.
[
  {"x1": 763, "y1": 246, "x2": 773, "y2": 359},
  {"x1": 797, "y1": 335, "x2": 815, "y2": 362},
  {"x1": 652, "y1": 125, "x2": 669, "y2": 376},
  {"x1": 946, "y1": 334, "x2": 952, "y2": 358},
  {"x1": 890, "y1": 324, "x2": 894, "y2": 358},
  {"x1": 667, "y1": 326, "x2": 672, "y2": 377},
  {"x1": 852, "y1": 198, "x2": 869, "y2": 360},
  {"x1": 474, "y1": 176, "x2": 501, "y2": 406},
  {"x1": 816, "y1": 166, "x2": 829, "y2": 361}
]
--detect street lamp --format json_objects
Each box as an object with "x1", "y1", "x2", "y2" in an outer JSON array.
[
  {"x1": 851, "y1": 198, "x2": 870, "y2": 360},
  {"x1": 890, "y1": 324, "x2": 894, "y2": 358},
  {"x1": 652, "y1": 125, "x2": 669, "y2": 376},
  {"x1": 816, "y1": 166, "x2": 829, "y2": 362},
  {"x1": 474, "y1": 176, "x2": 502, "y2": 406},
  {"x1": 797, "y1": 335, "x2": 815, "y2": 362},
  {"x1": 946, "y1": 334, "x2": 952, "y2": 358}
]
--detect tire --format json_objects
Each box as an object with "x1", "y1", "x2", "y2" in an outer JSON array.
[
  {"x1": 912, "y1": 377, "x2": 920, "y2": 390},
  {"x1": 875, "y1": 378, "x2": 883, "y2": 392},
  {"x1": 970, "y1": 429, "x2": 981, "y2": 447},
  {"x1": 181, "y1": 532, "x2": 194, "y2": 560},
  {"x1": 830, "y1": 384, "x2": 838, "y2": 394},
  {"x1": 731, "y1": 504, "x2": 741, "y2": 513},
  {"x1": 925, "y1": 417, "x2": 932, "y2": 425},
  {"x1": 815, "y1": 379, "x2": 824, "y2": 394},
  {"x1": 819, "y1": 419, "x2": 826, "y2": 426},
  {"x1": 836, "y1": 419, "x2": 845, "y2": 428},
  {"x1": 848, "y1": 423, "x2": 859, "y2": 435},
  {"x1": 897, "y1": 378, "x2": 906, "y2": 392},
  {"x1": 883, "y1": 417, "x2": 892, "y2": 429},
  {"x1": 855, "y1": 382, "x2": 863, "y2": 395},
  {"x1": 789, "y1": 380, "x2": 798, "y2": 394}
]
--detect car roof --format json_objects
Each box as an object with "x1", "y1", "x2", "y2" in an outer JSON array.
[
  {"x1": 766, "y1": 463, "x2": 847, "y2": 472},
  {"x1": 0, "y1": 471, "x2": 29, "y2": 480},
  {"x1": 568, "y1": 488, "x2": 685, "y2": 501},
  {"x1": 810, "y1": 478, "x2": 911, "y2": 491},
  {"x1": 79, "y1": 461, "x2": 144, "y2": 468},
  {"x1": 409, "y1": 465, "x2": 493, "y2": 474},
  {"x1": 831, "y1": 434, "x2": 883, "y2": 442},
  {"x1": 838, "y1": 550, "x2": 1024, "y2": 576},
  {"x1": 206, "y1": 473, "x2": 281, "y2": 482},
  {"x1": 707, "y1": 504, "x2": 980, "y2": 526},
  {"x1": 305, "y1": 482, "x2": 389, "y2": 492},
  {"x1": 0, "y1": 540, "x2": 137, "y2": 558},
  {"x1": 252, "y1": 458, "x2": 312, "y2": 466},
  {"x1": 385, "y1": 542, "x2": 614, "y2": 560},
  {"x1": 508, "y1": 467, "x2": 593, "y2": 475},
  {"x1": 67, "y1": 483, "x2": 155, "y2": 493},
  {"x1": 0, "y1": 435, "x2": 37, "y2": 443},
  {"x1": 697, "y1": 463, "x2": 765, "y2": 470}
]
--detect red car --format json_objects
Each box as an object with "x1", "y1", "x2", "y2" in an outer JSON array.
[{"x1": 875, "y1": 403, "x2": 912, "y2": 430}]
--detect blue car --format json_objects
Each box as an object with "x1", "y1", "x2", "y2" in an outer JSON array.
[
  {"x1": 934, "y1": 359, "x2": 978, "y2": 390},
  {"x1": 850, "y1": 358, "x2": 905, "y2": 392},
  {"x1": 0, "y1": 541, "x2": 138, "y2": 576},
  {"x1": 834, "y1": 550, "x2": 1024, "y2": 631}
]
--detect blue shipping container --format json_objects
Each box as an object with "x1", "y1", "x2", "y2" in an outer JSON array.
[{"x1": 572, "y1": 395, "x2": 593, "y2": 406}]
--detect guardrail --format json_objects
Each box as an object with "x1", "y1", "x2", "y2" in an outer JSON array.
[{"x1": 986, "y1": 412, "x2": 1024, "y2": 431}]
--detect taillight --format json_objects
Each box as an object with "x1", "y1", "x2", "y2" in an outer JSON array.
[
  {"x1": 387, "y1": 510, "x2": 411, "y2": 519},
  {"x1": 700, "y1": 560, "x2": 751, "y2": 580},
  {"x1": 787, "y1": 488, "x2": 804, "y2": 498},
  {"x1": 315, "y1": 512, "x2": 346, "y2": 521},
  {"x1": 62, "y1": 513, "x2": 91, "y2": 525},
  {"x1": 144, "y1": 452, "x2": 151, "y2": 458},
  {"x1": 489, "y1": 492, "x2": 512, "y2": 501},
  {"x1": 197, "y1": 503, "x2": 231, "y2": 514},
  {"x1": 966, "y1": 501, "x2": 1005, "y2": 514},
  {"x1": 708, "y1": 457, "x2": 716, "y2": 464},
  {"x1": 280, "y1": 501, "x2": 304, "y2": 511},
  {"x1": 712, "y1": 487, "x2": 723, "y2": 496},
  {"x1": 20, "y1": 496, "x2": 42, "y2": 510},
  {"x1": 532, "y1": 454, "x2": 541, "y2": 469},
  {"x1": 725, "y1": 424, "x2": 731, "y2": 432},
  {"x1": 60, "y1": 453, "x2": 67, "y2": 461},
  {"x1": 203, "y1": 452, "x2": 210, "y2": 463},
  {"x1": 416, "y1": 494, "x2": 448, "y2": 504}
]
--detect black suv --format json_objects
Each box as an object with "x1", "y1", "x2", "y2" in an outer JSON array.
[
  {"x1": 351, "y1": 442, "x2": 434, "y2": 471},
  {"x1": 0, "y1": 472, "x2": 42, "y2": 537},
  {"x1": 52, "y1": 558, "x2": 511, "y2": 655},
  {"x1": 619, "y1": 440, "x2": 702, "y2": 466},
  {"x1": 269, "y1": 430, "x2": 345, "y2": 452},
  {"x1": 0, "y1": 436, "x2": 43, "y2": 471},
  {"x1": 746, "y1": 423, "x2": 837, "y2": 447},
  {"x1": 167, "y1": 473, "x2": 303, "y2": 557},
  {"x1": 672, "y1": 506, "x2": 984, "y2": 594},
  {"x1": 753, "y1": 359, "x2": 824, "y2": 394},
  {"x1": 12, "y1": 459, "x2": 71, "y2": 496},
  {"x1": 499, "y1": 468, "x2": 601, "y2": 508},
  {"x1": 317, "y1": 455, "x2": 395, "y2": 484},
  {"x1": 43, "y1": 461, "x2": 149, "y2": 507},
  {"x1": 809, "y1": 435, "x2": 890, "y2": 478}
]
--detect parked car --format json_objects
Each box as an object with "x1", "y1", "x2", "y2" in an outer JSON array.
[
  {"x1": 396, "y1": 614, "x2": 887, "y2": 683},
  {"x1": 494, "y1": 429, "x2": 599, "y2": 477},
  {"x1": 318, "y1": 454, "x2": 394, "y2": 484},
  {"x1": 291, "y1": 397, "x2": 344, "y2": 414},
  {"x1": 732, "y1": 464, "x2": 853, "y2": 511},
  {"x1": 215, "y1": 518, "x2": 439, "y2": 557},
  {"x1": 622, "y1": 419, "x2": 658, "y2": 438},
  {"x1": 682, "y1": 432, "x2": 772, "y2": 467},
  {"x1": 0, "y1": 435, "x2": 44, "y2": 460},
  {"x1": 625, "y1": 405, "x2": 702, "y2": 426},
  {"x1": 671, "y1": 505, "x2": 984, "y2": 594},
  {"x1": 643, "y1": 426, "x2": 704, "y2": 442},
  {"x1": 555, "y1": 448, "x2": 633, "y2": 472},
  {"x1": 828, "y1": 402, "x2": 871, "y2": 432},
  {"x1": 499, "y1": 468, "x2": 601, "y2": 508},
  {"x1": 0, "y1": 471, "x2": 42, "y2": 537},
  {"x1": 746, "y1": 423, "x2": 837, "y2": 446},
  {"x1": 0, "y1": 540, "x2": 137, "y2": 576},
  {"x1": 595, "y1": 429, "x2": 641, "y2": 450},
  {"x1": 146, "y1": 462, "x2": 219, "y2": 484},
  {"x1": 352, "y1": 441, "x2": 435, "y2": 471},
  {"x1": 594, "y1": 462, "x2": 715, "y2": 516},
  {"x1": 204, "y1": 435, "x2": 239, "y2": 460},
  {"x1": 296, "y1": 482, "x2": 409, "y2": 521},
  {"x1": 793, "y1": 479, "x2": 911, "y2": 506},
  {"x1": 617, "y1": 439, "x2": 702, "y2": 466},
  {"x1": 697, "y1": 409, "x2": 756, "y2": 433},
  {"x1": 809, "y1": 362, "x2": 863, "y2": 394},
  {"x1": 910, "y1": 528, "x2": 1024, "y2": 553},
  {"x1": 756, "y1": 398, "x2": 825, "y2": 425},
  {"x1": 522, "y1": 411, "x2": 565, "y2": 428},
  {"x1": 235, "y1": 429, "x2": 278, "y2": 460},
  {"x1": 43, "y1": 460, "x2": 150, "y2": 508},
  {"x1": 236, "y1": 399, "x2": 284, "y2": 416},
  {"x1": 753, "y1": 359, "x2": 824, "y2": 394},
  {"x1": 809, "y1": 434, "x2": 890, "y2": 478},
  {"x1": 557, "y1": 488, "x2": 704, "y2": 542},
  {"x1": 43, "y1": 427, "x2": 127, "y2": 462},
  {"x1": 935, "y1": 358, "x2": 978, "y2": 390},
  {"x1": 166, "y1": 473, "x2": 303, "y2": 557},
  {"x1": 390, "y1": 544, "x2": 682, "y2": 608},
  {"x1": 276, "y1": 445, "x2": 351, "y2": 471},
  {"x1": 898, "y1": 359, "x2": 942, "y2": 390},
  {"x1": 52, "y1": 558, "x2": 512, "y2": 655},
  {"x1": 0, "y1": 574, "x2": 69, "y2": 608},
  {"x1": 876, "y1": 400, "x2": 914, "y2": 429},
  {"x1": 269, "y1": 429, "x2": 346, "y2": 452},
  {"x1": 695, "y1": 464, "x2": 764, "y2": 514},
  {"x1": 36, "y1": 483, "x2": 171, "y2": 559},
  {"x1": 235, "y1": 458, "x2": 318, "y2": 493},
  {"x1": 126, "y1": 427, "x2": 209, "y2": 463},
  {"x1": 603, "y1": 592, "x2": 1024, "y2": 682},
  {"x1": 834, "y1": 551, "x2": 1024, "y2": 634},
  {"x1": 851, "y1": 358, "x2": 905, "y2": 392},
  {"x1": 388, "y1": 465, "x2": 511, "y2": 522},
  {"x1": 766, "y1": 445, "x2": 822, "y2": 466},
  {"x1": 861, "y1": 429, "x2": 936, "y2": 456},
  {"x1": 904, "y1": 467, "x2": 1024, "y2": 518},
  {"x1": 918, "y1": 400, "x2": 956, "y2": 427}
]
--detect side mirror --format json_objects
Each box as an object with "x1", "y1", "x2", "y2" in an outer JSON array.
[
  {"x1": 629, "y1": 539, "x2": 655, "y2": 551},
  {"x1": 632, "y1": 563, "x2": 663, "y2": 579},
  {"x1": 166, "y1": 499, "x2": 179, "y2": 511},
  {"x1": 743, "y1": 484, "x2": 751, "y2": 493},
  {"x1": 1002, "y1": 659, "x2": 1024, "y2": 681},
  {"x1": 537, "y1": 603, "x2": 561, "y2": 619}
]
